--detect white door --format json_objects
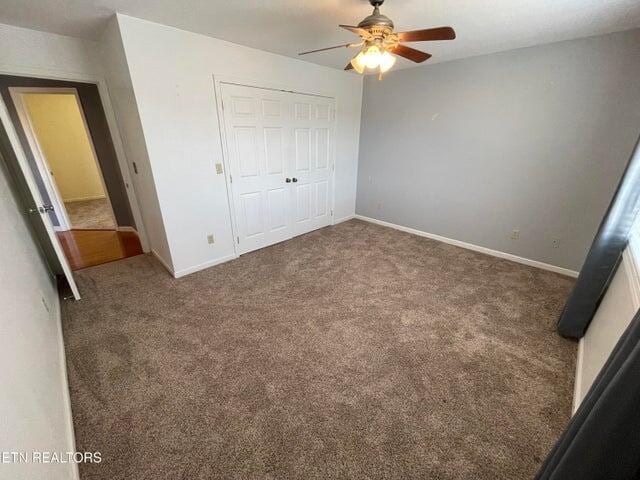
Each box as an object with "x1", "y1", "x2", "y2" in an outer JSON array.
[
  {"x1": 0, "y1": 94, "x2": 81, "y2": 299},
  {"x1": 9, "y1": 88, "x2": 73, "y2": 231},
  {"x1": 290, "y1": 94, "x2": 335, "y2": 236},
  {"x1": 220, "y1": 83, "x2": 335, "y2": 255},
  {"x1": 221, "y1": 84, "x2": 291, "y2": 254}
]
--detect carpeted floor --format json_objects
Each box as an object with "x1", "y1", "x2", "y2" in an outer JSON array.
[
  {"x1": 65, "y1": 198, "x2": 116, "y2": 230},
  {"x1": 62, "y1": 219, "x2": 576, "y2": 480}
]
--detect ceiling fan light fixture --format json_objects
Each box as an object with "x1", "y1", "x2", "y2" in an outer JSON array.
[
  {"x1": 362, "y1": 44, "x2": 384, "y2": 69},
  {"x1": 378, "y1": 50, "x2": 396, "y2": 73},
  {"x1": 299, "y1": 0, "x2": 456, "y2": 79},
  {"x1": 351, "y1": 51, "x2": 366, "y2": 74},
  {"x1": 351, "y1": 45, "x2": 396, "y2": 76}
]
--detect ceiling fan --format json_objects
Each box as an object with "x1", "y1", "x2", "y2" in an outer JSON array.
[{"x1": 299, "y1": 0, "x2": 456, "y2": 79}]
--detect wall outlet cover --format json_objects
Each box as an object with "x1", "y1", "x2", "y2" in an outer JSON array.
[
  {"x1": 510, "y1": 229, "x2": 520, "y2": 240},
  {"x1": 215, "y1": 163, "x2": 224, "y2": 175},
  {"x1": 207, "y1": 234, "x2": 215, "y2": 244}
]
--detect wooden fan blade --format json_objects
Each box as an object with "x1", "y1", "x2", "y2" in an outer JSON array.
[
  {"x1": 299, "y1": 43, "x2": 352, "y2": 55},
  {"x1": 345, "y1": 62, "x2": 354, "y2": 71},
  {"x1": 397, "y1": 26, "x2": 456, "y2": 42},
  {"x1": 339, "y1": 25, "x2": 369, "y2": 37},
  {"x1": 391, "y1": 44, "x2": 432, "y2": 63}
]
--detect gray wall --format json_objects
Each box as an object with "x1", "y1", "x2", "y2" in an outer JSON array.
[
  {"x1": 356, "y1": 29, "x2": 640, "y2": 271},
  {"x1": 0, "y1": 120, "x2": 63, "y2": 275},
  {"x1": 0, "y1": 141, "x2": 76, "y2": 480}
]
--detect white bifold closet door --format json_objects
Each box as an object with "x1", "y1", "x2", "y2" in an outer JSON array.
[{"x1": 221, "y1": 83, "x2": 335, "y2": 255}]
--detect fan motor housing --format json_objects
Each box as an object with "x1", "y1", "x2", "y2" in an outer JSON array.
[{"x1": 358, "y1": 9, "x2": 394, "y2": 31}]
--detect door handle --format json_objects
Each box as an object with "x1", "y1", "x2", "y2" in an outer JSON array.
[
  {"x1": 285, "y1": 178, "x2": 291, "y2": 183},
  {"x1": 292, "y1": 177, "x2": 298, "y2": 183}
]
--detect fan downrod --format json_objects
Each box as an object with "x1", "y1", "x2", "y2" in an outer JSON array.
[{"x1": 369, "y1": 0, "x2": 384, "y2": 7}]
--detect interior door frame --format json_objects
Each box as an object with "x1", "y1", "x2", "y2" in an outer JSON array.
[
  {"x1": 9, "y1": 87, "x2": 71, "y2": 230},
  {"x1": 9, "y1": 86, "x2": 119, "y2": 232},
  {"x1": 212, "y1": 74, "x2": 338, "y2": 256},
  {"x1": 0, "y1": 68, "x2": 150, "y2": 251}
]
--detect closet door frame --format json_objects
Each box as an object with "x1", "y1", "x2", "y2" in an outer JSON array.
[{"x1": 213, "y1": 75, "x2": 337, "y2": 257}]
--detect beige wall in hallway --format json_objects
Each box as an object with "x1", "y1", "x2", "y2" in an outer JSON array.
[{"x1": 24, "y1": 93, "x2": 105, "y2": 202}]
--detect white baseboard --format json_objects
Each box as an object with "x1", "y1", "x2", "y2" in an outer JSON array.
[
  {"x1": 54, "y1": 294, "x2": 80, "y2": 480},
  {"x1": 355, "y1": 214, "x2": 578, "y2": 278},
  {"x1": 63, "y1": 194, "x2": 106, "y2": 203},
  {"x1": 333, "y1": 214, "x2": 355, "y2": 225},
  {"x1": 151, "y1": 249, "x2": 175, "y2": 276},
  {"x1": 152, "y1": 249, "x2": 238, "y2": 279},
  {"x1": 117, "y1": 226, "x2": 137, "y2": 233},
  {"x1": 173, "y1": 254, "x2": 238, "y2": 278}
]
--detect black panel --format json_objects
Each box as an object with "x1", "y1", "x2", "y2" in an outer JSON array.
[{"x1": 557, "y1": 135, "x2": 640, "y2": 338}]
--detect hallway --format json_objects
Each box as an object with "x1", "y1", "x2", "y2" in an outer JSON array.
[{"x1": 64, "y1": 198, "x2": 116, "y2": 230}]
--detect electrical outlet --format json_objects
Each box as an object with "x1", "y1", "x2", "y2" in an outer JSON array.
[
  {"x1": 207, "y1": 234, "x2": 215, "y2": 244},
  {"x1": 215, "y1": 163, "x2": 224, "y2": 175},
  {"x1": 552, "y1": 237, "x2": 561, "y2": 249},
  {"x1": 510, "y1": 229, "x2": 520, "y2": 240}
]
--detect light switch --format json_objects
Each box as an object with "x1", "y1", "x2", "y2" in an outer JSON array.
[{"x1": 215, "y1": 163, "x2": 224, "y2": 174}]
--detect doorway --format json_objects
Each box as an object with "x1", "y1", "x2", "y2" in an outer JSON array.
[
  {"x1": 10, "y1": 87, "x2": 118, "y2": 231},
  {"x1": 0, "y1": 75, "x2": 144, "y2": 283}
]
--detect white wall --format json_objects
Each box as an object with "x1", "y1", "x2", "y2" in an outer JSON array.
[
  {"x1": 0, "y1": 23, "x2": 101, "y2": 80},
  {"x1": 357, "y1": 29, "x2": 640, "y2": 272},
  {"x1": 0, "y1": 154, "x2": 76, "y2": 480},
  {"x1": 99, "y1": 17, "x2": 171, "y2": 264},
  {"x1": 115, "y1": 14, "x2": 363, "y2": 276},
  {"x1": 0, "y1": 21, "x2": 150, "y2": 251}
]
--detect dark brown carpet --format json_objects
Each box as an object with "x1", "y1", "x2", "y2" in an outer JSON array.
[{"x1": 62, "y1": 219, "x2": 576, "y2": 480}]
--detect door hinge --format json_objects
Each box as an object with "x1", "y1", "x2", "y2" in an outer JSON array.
[
  {"x1": 132, "y1": 161, "x2": 138, "y2": 174},
  {"x1": 230, "y1": 174, "x2": 233, "y2": 183},
  {"x1": 237, "y1": 236, "x2": 240, "y2": 244},
  {"x1": 221, "y1": 99, "x2": 225, "y2": 110},
  {"x1": 331, "y1": 209, "x2": 333, "y2": 216}
]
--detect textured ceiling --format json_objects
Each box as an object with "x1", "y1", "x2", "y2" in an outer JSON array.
[{"x1": 1, "y1": 0, "x2": 640, "y2": 71}]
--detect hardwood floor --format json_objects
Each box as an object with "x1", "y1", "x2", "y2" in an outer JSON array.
[{"x1": 56, "y1": 229, "x2": 143, "y2": 271}]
